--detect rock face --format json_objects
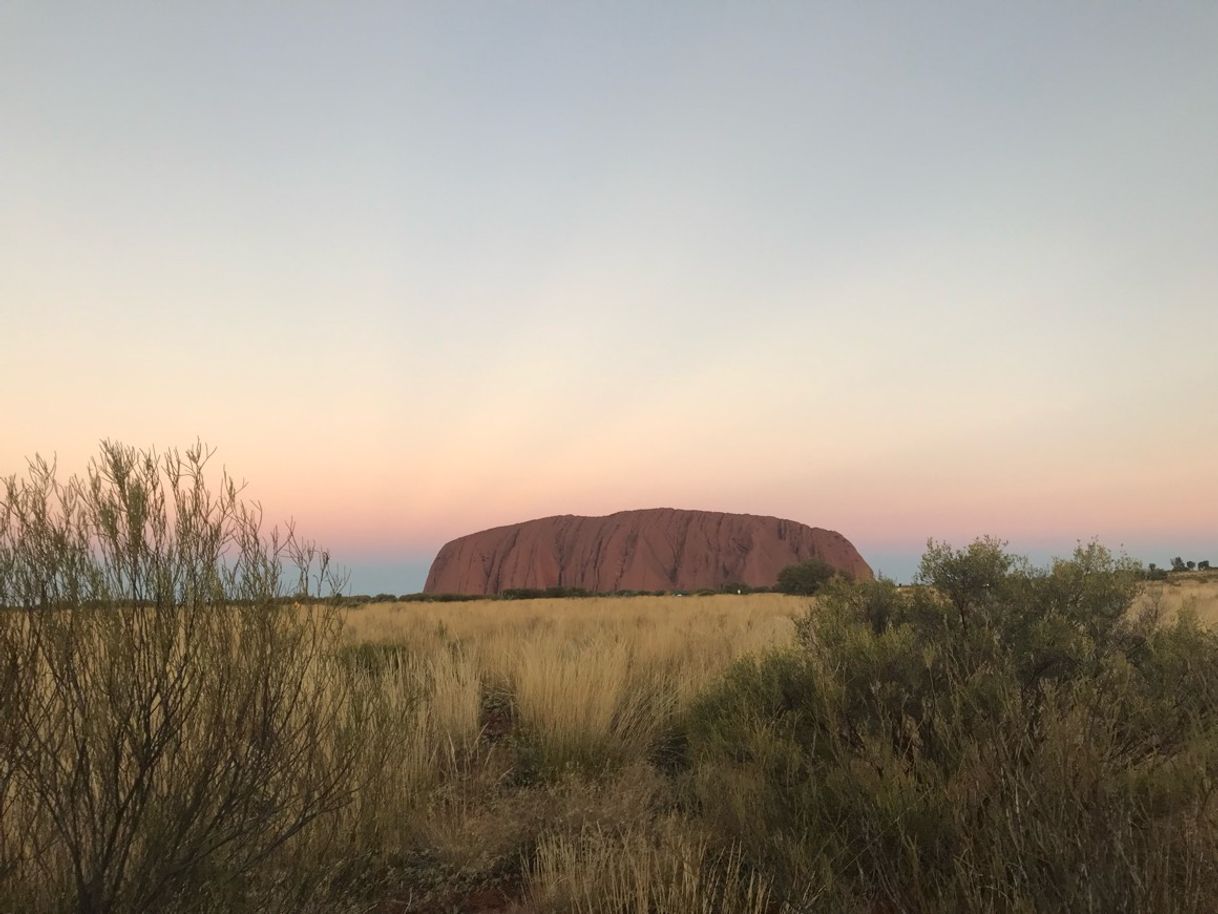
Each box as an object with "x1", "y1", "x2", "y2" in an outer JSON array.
[{"x1": 423, "y1": 508, "x2": 873, "y2": 595}]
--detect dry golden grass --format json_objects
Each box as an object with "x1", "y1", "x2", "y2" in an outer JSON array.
[
  {"x1": 332, "y1": 589, "x2": 798, "y2": 910},
  {"x1": 338, "y1": 580, "x2": 1218, "y2": 790},
  {"x1": 526, "y1": 816, "x2": 775, "y2": 914},
  {"x1": 343, "y1": 578, "x2": 1218, "y2": 658},
  {"x1": 324, "y1": 579, "x2": 1218, "y2": 910},
  {"x1": 10, "y1": 578, "x2": 1218, "y2": 912},
  {"x1": 1132, "y1": 576, "x2": 1218, "y2": 627},
  {"x1": 341, "y1": 593, "x2": 806, "y2": 782},
  {"x1": 343, "y1": 592, "x2": 807, "y2": 648}
]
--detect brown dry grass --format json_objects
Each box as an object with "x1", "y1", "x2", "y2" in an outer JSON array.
[
  {"x1": 345, "y1": 578, "x2": 1218, "y2": 654},
  {"x1": 341, "y1": 593, "x2": 806, "y2": 778},
  {"x1": 329, "y1": 579, "x2": 1218, "y2": 911},
  {"x1": 1132, "y1": 575, "x2": 1218, "y2": 626},
  {"x1": 343, "y1": 592, "x2": 807, "y2": 647},
  {"x1": 9, "y1": 578, "x2": 1218, "y2": 912},
  {"x1": 319, "y1": 592, "x2": 816, "y2": 912}
]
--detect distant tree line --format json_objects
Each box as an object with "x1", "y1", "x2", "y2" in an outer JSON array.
[
  {"x1": 128, "y1": 552, "x2": 1211, "y2": 606},
  {"x1": 333, "y1": 560, "x2": 851, "y2": 604},
  {"x1": 339, "y1": 581, "x2": 782, "y2": 604},
  {"x1": 1143, "y1": 557, "x2": 1214, "y2": 580}
]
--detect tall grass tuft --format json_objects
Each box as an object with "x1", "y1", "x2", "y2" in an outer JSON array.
[{"x1": 527, "y1": 818, "x2": 773, "y2": 914}]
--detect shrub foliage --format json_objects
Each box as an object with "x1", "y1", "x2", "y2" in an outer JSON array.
[
  {"x1": 775, "y1": 557, "x2": 837, "y2": 595},
  {"x1": 687, "y1": 538, "x2": 1218, "y2": 913}
]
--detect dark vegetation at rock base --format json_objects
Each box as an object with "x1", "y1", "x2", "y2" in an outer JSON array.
[{"x1": 350, "y1": 581, "x2": 782, "y2": 605}]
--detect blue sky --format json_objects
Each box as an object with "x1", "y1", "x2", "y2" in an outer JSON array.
[{"x1": 3, "y1": 2, "x2": 1216, "y2": 592}]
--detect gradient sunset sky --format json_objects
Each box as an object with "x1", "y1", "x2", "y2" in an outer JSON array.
[{"x1": 3, "y1": 3, "x2": 1216, "y2": 592}]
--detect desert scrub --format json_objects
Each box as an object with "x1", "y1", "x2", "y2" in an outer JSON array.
[
  {"x1": 0, "y1": 443, "x2": 395, "y2": 914},
  {"x1": 685, "y1": 541, "x2": 1218, "y2": 913}
]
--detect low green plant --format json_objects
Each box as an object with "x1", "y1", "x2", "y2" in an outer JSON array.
[{"x1": 775, "y1": 557, "x2": 837, "y2": 595}]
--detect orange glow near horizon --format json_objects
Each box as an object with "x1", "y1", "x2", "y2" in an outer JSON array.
[{"x1": 3, "y1": 4, "x2": 1216, "y2": 589}]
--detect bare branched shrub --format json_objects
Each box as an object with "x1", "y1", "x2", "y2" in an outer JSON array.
[{"x1": 0, "y1": 442, "x2": 363, "y2": 914}]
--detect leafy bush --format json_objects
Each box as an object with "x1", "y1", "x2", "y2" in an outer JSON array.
[
  {"x1": 685, "y1": 539, "x2": 1218, "y2": 912},
  {"x1": 775, "y1": 557, "x2": 837, "y2": 595}
]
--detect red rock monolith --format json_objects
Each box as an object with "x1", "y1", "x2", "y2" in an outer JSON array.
[{"x1": 423, "y1": 508, "x2": 872, "y2": 594}]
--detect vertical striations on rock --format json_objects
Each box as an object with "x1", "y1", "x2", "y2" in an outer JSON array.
[{"x1": 423, "y1": 508, "x2": 873, "y2": 594}]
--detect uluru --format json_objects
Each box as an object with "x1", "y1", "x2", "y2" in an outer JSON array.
[{"x1": 423, "y1": 508, "x2": 873, "y2": 595}]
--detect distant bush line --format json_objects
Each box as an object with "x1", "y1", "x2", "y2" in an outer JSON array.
[
  {"x1": 328, "y1": 559, "x2": 1218, "y2": 603},
  {"x1": 10, "y1": 562, "x2": 1208, "y2": 610},
  {"x1": 342, "y1": 582, "x2": 781, "y2": 605},
  {"x1": 0, "y1": 580, "x2": 816, "y2": 611}
]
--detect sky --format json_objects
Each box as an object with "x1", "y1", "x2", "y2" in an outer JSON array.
[{"x1": 2, "y1": 2, "x2": 1216, "y2": 592}]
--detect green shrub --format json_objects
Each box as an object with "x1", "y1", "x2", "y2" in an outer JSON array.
[
  {"x1": 685, "y1": 539, "x2": 1218, "y2": 912},
  {"x1": 775, "y1": 558, "x2": 837, "y2": 595}
]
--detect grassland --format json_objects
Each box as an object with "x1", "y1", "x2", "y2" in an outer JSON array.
[
  {"x1": 9, "y1": 570, "x2": 1218, "y2": 911},
  {"x1": 1130, "y1": 573, "x2": 1218, "y2": 625},
  {"x1": 316, "y1": 575, "x2": 1218, "y2": 911},
  {"x1": 329, "y1": 592, "x2": 810, "y2": 911}
]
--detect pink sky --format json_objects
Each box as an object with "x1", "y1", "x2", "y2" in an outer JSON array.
[{"x1": 3, "y1": 4, "x2": 1216, "y2": 590}]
